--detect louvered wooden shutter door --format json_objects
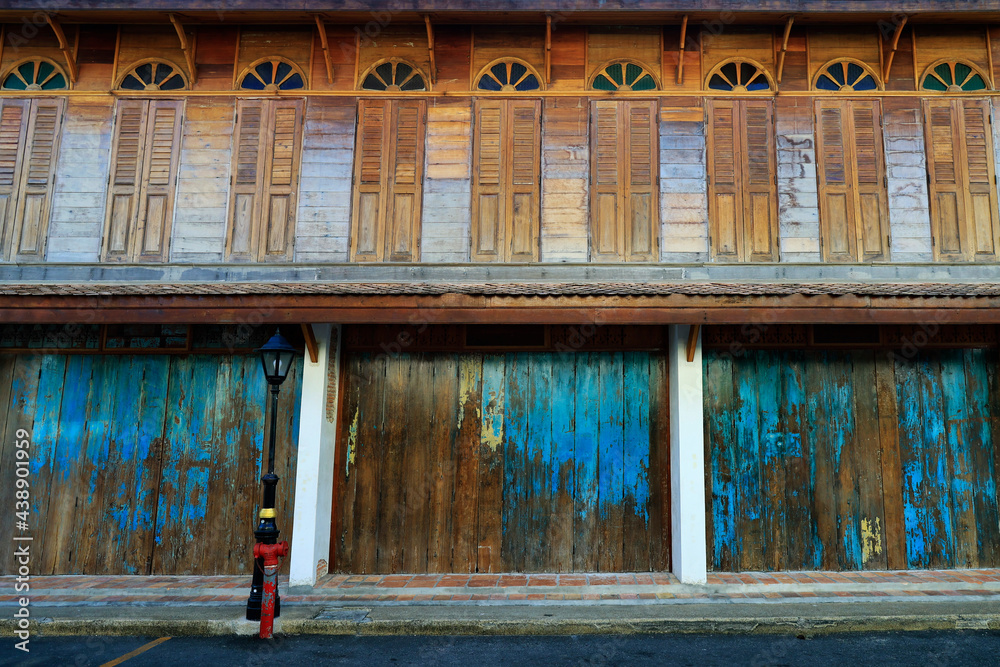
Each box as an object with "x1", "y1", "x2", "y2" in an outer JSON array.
[
  {"x1": 259, "y1": 100, "x2": 303, "y2": 262},
  {"x1": 385, "y1": 100, "x2": 425, "y2": 262},
  {"x1": 852, "y1": 101, "x2": 889, "y2": 260},
  {"x1": 11, "y1": 100, "x2": 62, "y2": 261},
  {"x1": 0, "y1": 101, "x2": 29, "y2": 260},
  {"x1": 924, "y1": 100, "x2": 967, "y2": 260},
  {"x1": 508, "y1": 100, "x2": 541, "y2": 261},
  {"x1": 591, "y1": 100, "x2": 622, "y2": 260},
  {"x1": 742, "y1": 100, "x2": 778, "y2": 262},
  {"x1": 133, "y1": 100, "x2": 182, "y2": 262},
  {"x1": 624, "y1": 100, "x2": 657, "y2": 261},
  {"x1": 707, "y1": 99, "x2": 742, "y2": 260},
  {"x1": 351, "y1": 100, "x2": 389, "y2": 262},
  {"x1": 471, "y1": 100, "x2": 504, "y2": 261},
  {"x1": 816, "y1": 101, "x2": 856, "y2": 261},
  {"x1": 960, "y1": 99, "x2": 1000, "y2": 260},
  {"x1": 227, "y1": 100, "x2": 265, "y2": 261},
  {"x1": 103, "y1": 100, "x2": 149, "y2": 262}
]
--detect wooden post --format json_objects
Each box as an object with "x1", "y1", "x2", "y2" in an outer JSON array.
[
  {"x1": 882, "y1": 15, "x2": 908, "y2": 84},
  {"x1": 776, "y1": 16, "x2": 794, "y2": 84},
  {"x1": 44, "y1": 15, "x2": 78, "y2": 84},
  {"x1": 314, "y1": 15, "x2": 335, "y2": 85},
  {"x1": 545, "y1": 15, "x2": 552, "y2": 85},
  {"x1": 168, "y1": 14, "x2": 198, "y2": 85},
  {"x1": 424, "y1": 15, "x2": 437, "y2": 85},
  {"x1": 676, "y1": 15, "x2": 688, "y2": 85}
]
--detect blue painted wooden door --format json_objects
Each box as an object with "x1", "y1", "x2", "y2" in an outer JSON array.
[
  {"x1": 0, "y1": 353, "x2": 301, "y2": 575},
  {"x1": 335, "y1": 350, "x2": 671, "y2": 573},
  {"x1": 705, "y1": 348, "x2": 1000, "y2": 571}
]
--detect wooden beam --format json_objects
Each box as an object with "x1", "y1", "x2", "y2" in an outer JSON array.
[
  {"x1": 686, "y1": 323, "x2": 700, "y2": 362},
  {"x1": 44, "y1": 15, "x2": 78, "y2": 84},
  {"x1": 301, "y1": 323, "x2": 319, "y2": 363},
  {"x1": 314, "y1": 15, "x2": 335, "y2": 85},
  {"x1": 424, "y1": 15, "x2": 437, "y2": 84},
  {"x1": 776, "y1": 16, "x2": 794, "y2": 84},
  {"x1": 168, "y1": 14, "x2": 198, "y2": 85},
  {"x1": 882, "y1": 15, "x2": 907, "y2": 84},
  {"x1": 676, "y1": 14, "x2": 688, "y2": 85},
  {"x1": 545, "y1": 14, "x2": 552, "y2": 85},
  {"x1": 987, "y1": 27, "x2": 996, "y2": 89}
]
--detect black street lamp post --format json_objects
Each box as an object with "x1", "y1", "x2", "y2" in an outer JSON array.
[{"x1": 246, "y1": 329, "x2": 299, "y2": 621}]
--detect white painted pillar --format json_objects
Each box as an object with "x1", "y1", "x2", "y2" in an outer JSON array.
[
  {"x1": 669, "y1": 324, "x2": 707, "y2": 584},
  {"x1": 289, "y1": 324, "x2": 340, "y2": 590}
]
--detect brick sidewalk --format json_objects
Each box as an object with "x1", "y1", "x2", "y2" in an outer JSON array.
[{"x1": 3, "y1": 569, "x2": 1000, "y2": 606}]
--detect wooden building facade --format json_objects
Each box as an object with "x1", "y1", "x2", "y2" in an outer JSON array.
[{"x1": 1, "y1": 1, "x2": 1000, "y2": 581}]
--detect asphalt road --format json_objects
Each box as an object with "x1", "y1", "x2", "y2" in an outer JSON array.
[{"x1": 3, "y1": 631, "x2": 999, "y2": 666}]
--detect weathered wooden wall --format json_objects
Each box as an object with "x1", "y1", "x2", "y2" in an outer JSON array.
[
  {"x1": 334, "y1": 348, "x2": 670, "y2": 573},
  {"x1": 705, "y1": 347, "x2": 1000, "y2": 571},
  {"x1": 0, "y1": 353, "x2": 301, "y2": 575}
]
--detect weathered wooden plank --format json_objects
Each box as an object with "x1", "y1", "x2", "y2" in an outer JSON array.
[
  {"x1": 333, "y1": 354, "x2": 363, "y2": 572},
  {"x1": 805, "y1": 354, "x2": 836, "y2": 570},
  {"x1": 597, "y1": 352, "x2": 624, "y2": 572},
  {"x1": 524, "y1": 354, "x2": 552, "y2": 570},
  {"x1": 401, "y1": 354, "x2": 433, "y2": 573},
  {"x1": 781, "y1": 352, "x2": 819, "y2": 569},
  {"x1": 428, "y1": 354, "x2": 459, "y2": 572},
  {"x1": 451, "y1": 354, "x2": 482, "y2": 572},
  {"x1": 942, "y1": 350, "x2": 979, "y2": 568},
  {"x1": 353, "y1": 352, "x2": 385, "y2": 573},
  {"x1": 830, "y1": 353, "x2": 862, "y2": 570},
  {"x1": 733, "y1": 351, "x2": 764, "y2": 571},
  {"x1": 875, "y1": 353, "x2": 907, "y2": 570},
  {"x1": 549, "y1": 353, "x2": 576, "y2": 573},
  {"x1": 26, "y1": 355, "x2": 66, "y2": 574},
  {"x1": 852, "y1": 351, "x2": 888, "y2": 571},
  {"x1": 651, "y1": 350, "x2": 671, "y2": 571},
  {"x1": 756, "y1": 350, "x2": 785, "y2": 571},
  {"x1": 622, "y1": 350, "x2": 651, "y2": 572},
  {"x1": 704, "y1": 350, "x2": 736, "y2": 571},
  {"x1": 477, "y1": 354, "x2": 505, "y2": 572},
  {"x1": 573, "y1": 351, "x2": 600, "y2": 572},
  {"x1": 965, "y1": 348, "x2": 1000, "y2": 566},
  {"x1": 375, "y1": 355, "x2": 406, "y2": 573},
  {"x1": 895, "y1": 355, "x2": 931, "y2": 569},
  {"x1": 502, "y1": 353, "x2": 529, "y2": 571}
]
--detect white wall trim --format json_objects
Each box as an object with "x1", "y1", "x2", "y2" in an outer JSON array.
[
  {"x1": 669, "y1": 324, "x2": 708, "y2": 584},
  {"x1": 289, "y1": 323, "x2": 340, "y2": 589}
]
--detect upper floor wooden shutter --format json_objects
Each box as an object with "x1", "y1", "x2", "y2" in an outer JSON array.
[
  {"x1": 924, "y1": 98, "x2": 1000, "y2": 261},
  {"x1": 226, "y1": 98, "x2": 304, "y2": 262},
  {"x1": 350, "y1": 99, "x2": 426, "y2": 262},
  {"x1": 815, "y1": 99, "x2": 889, "y2": 262},
  {"x1": 103, "y1": 99, "x2": 183, "y2": 263},
  {"x1": 590, "y1": 100, "x2": 658, "y2": 262},
  {"x1": 0, "y1": 98, "x2": 63, "y2": 262},
  {"x1": 471, "y1": 99, "x2": 541, "y2": 262},
  {"x1": 707, "y1": 99, "x2": 778, "y2": 262}
]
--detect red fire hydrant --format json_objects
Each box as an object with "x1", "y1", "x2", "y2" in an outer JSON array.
[{"x1": 253, "y1": 541, "x2": 289, "y2": 639}]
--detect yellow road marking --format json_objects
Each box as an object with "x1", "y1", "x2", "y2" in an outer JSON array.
[{"x1": 100, "y1": 636, "x2": 172, "y2": 667}]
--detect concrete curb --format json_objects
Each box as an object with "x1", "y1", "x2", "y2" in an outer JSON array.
[{"x1": 3, "y1": 614, "x2": 999, "y2": 637}]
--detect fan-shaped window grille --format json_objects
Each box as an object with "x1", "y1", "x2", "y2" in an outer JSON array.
[
  {"x1": 118, "y1": 60, "x2": 187, "y2": 91},
  {"x1": 360, "y1": 59, "x2": 427, "y2": 92},
  {"x1": 1, "y1": 59, "x2": 68, "y2": 91},
  {"x1": 239, "y1": 58, "x2": 305, "y2": 91},
  {"x1": 920, "y1": 60, "x2": 991, "y2": 92},
  {"x1": 591, "y1": 60, "x2": 658, "y2": 91},
  {"x1": 814, "y1": 59, "x2": 881, "y2": 92},
  {"x1": 476, "y1": 59, "x2": 542, "y2": 92},
  {"x1": 707, "y1": 59, "x2": 775, "y2": 92}
]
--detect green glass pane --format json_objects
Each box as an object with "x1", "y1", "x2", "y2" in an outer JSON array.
[
  {"x1": 606, "y1": 63, "x2": 624, "y2": 86},
  {"x1": 17, "y1": 62, "x2": 35, "y2": 81},
  {"x1": 934, "y1": 63, "x2": 954, "y2": 85},
  {"x1": 42, "y1": 73, "x2": 66, "y2": 90},
  {"x1": 963, "y1": 73, "x2": 987, "y2": 91},
  {"x1": 631, "y1": 74, "x2": 657, "y2": 91},
  {"x1": 625, "y1": 62, "x2": 642, "y2": 85},
  {"x1": 2, "y1": 73, "x2": 26, "y2": 90},
  {"x1": 35, "y1": 61, "x2": 54, "y2": 82},
  {"x1": 708, "y1": 74, "x2": 733, "y2": 91},
  {"x1": 593, "y1": 74, "x2": 617, "y2": 91},
  {"x1": 954, "y1": 62, "x2": 973, "y2": 86},
  {"x1": 923, "y1": 76, "x2": 948, "y2": 91}
]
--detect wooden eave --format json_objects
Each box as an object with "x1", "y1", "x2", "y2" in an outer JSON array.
[{"x1": 4, "y1": 291, "x2": 1000, "y2": 325}]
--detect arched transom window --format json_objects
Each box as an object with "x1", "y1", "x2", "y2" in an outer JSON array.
[
  {"x1": 706, "y1": 59, "x2": 775, "y2": 92},
  {"x1": 238, "y1": 58, "x2": 306, "y2": 91},
  {"x1": 1, "y1": 58, "x2": 68, "y2": 91},
  {"x1": 359, "y1": 59, "x2": 428, "y2": 92},
  {"x1": 590, "y1": 60, "x2": 658, "y2": 91},
  {"x1": 814, "y1": 59, "x2": 881, "y2": 92},
  {"x1": 476, "y1": 58, "x2": 542, "y2": 91},
  {"x1": 118, "y1": 60, "x2": 188, "y2": 91},
  {"x1": 921, "y1": 59, "x2": 991, "y2": 92}
]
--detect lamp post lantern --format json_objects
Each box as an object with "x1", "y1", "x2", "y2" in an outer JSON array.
[{"x1": 246, "y1": 328, "x2": 299, "y2": 622}]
